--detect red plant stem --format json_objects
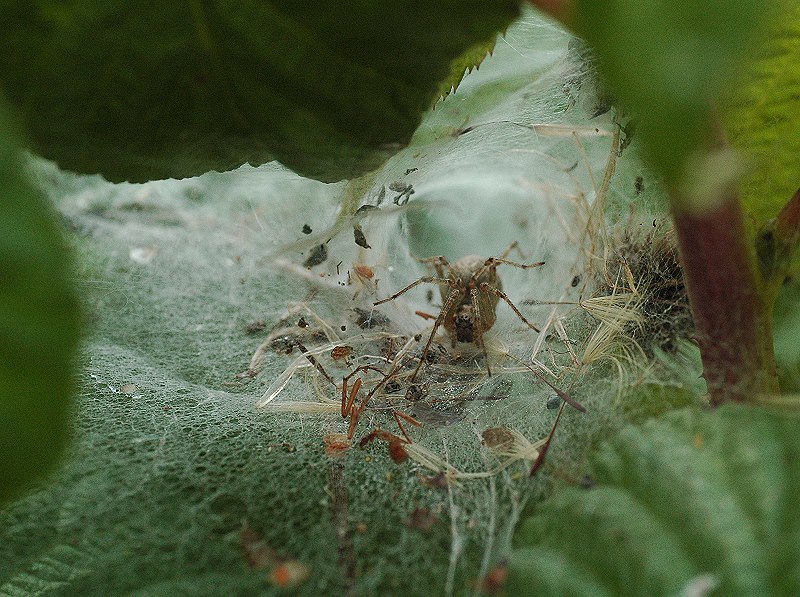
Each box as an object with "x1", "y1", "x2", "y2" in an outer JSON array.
[
  {"x1": 672, "y1": 194, "x2": 779, "y2": 404},
  {"x1": 526, "y1": 0, "x2": 574, "y2": 22}
]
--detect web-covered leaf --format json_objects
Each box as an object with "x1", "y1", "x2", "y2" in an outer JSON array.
[
  {"x1": 508, "y1": 404, "x2": 800, "y2": 596},
  {"x1": 0, "y1": 1, "x2": 518, "y2": 183},
  {"x1": 0, "y1": 11, "x2": 704, "y2": 596}
]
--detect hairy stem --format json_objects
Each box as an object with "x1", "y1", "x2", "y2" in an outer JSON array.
[{"x1": 672, "y1": 194, "x2": 779, "y2": 404}]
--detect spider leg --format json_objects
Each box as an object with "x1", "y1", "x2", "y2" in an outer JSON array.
[
  {"x1": 480, "y1": 282, "x2": 541, "y2": 333},
  {"x1": 471, "y1": 287, "x2": 492, "y2": 377},
  {"x1": 374, "y1": 275, "x2": 450, "y2": 306},
  {"x1": 414, "y1": 254, "x2": 450, "y2": 266},
  {"x1": 498, "y1": 240, "x2": 523, "y2": 260},
  {"x1": 470, "y1": 255, "x2": 544, "y2": 283},
  {"x1": 466, "y1": 241, "x2": 535, "y2": 282},
  {"x1": 474, "y1": 257, "x2": 544, "y2": 281},
  {"x1": 410, "y1": 283, "x2": 461, "y2": 382},
  {"x1": 413, "y1": 255, "x2": 450, "y2": 280},
  {"x1": 490, "y1": 258, "x2": 545, "y2": 270}
]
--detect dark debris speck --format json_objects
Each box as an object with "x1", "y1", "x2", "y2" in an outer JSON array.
[
  {"x1": 303, "y1": 244, "x2": 328, "y2": 268},
  {"x1": 245, "y1": 319, "x2": 267, "y2": 334},
  {"x1": 353, "y1": 307, "x2": 390, "y2": 329}
]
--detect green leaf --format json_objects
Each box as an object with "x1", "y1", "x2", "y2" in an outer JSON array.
[
  {"x1": 0, "y1": 100, "x2": 81, "y2": 505},
  {"x1": 723, "y1": 1, "x2": 800, "y2": 225},
  {"x1": 0, "y1": 1, "x2": 519, "y2": 183},
  {"x1": 508, "y1": 404, "x2": 800, "y2": 596},
  {"x1": 436, "y1": 37, "x2": 499, "y2": 100},
  {"x1": 573, "y1": 0, "x2": 771, "y2": 187}
]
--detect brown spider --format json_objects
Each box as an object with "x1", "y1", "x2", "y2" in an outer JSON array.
[{"x1": 374, "y1": 241, "x2": 544, "y2": 380}]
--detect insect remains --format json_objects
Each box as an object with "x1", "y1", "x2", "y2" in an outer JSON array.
[
  {"x1": 374, "y1": 241, "x2": 544, "y2": 380},
  {"x1": 253, "y1": 243, "x2": 581, "y2": 470}
]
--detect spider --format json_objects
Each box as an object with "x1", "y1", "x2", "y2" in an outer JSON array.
[{"x1": 374, "y1": 241, "x2": 544, "y2": 380}]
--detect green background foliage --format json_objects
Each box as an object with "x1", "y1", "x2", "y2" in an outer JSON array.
[
  {"x1": 0, "y1": 102, "x2": 80, "y2": 505},
  {"x1": 509, "y1": 405, "x2": 800, "y2": 596}
]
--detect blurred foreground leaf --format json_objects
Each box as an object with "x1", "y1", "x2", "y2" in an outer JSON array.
[
  {"x1": 723, "y1": 1, "x2": 800, "y2": 224},
  {"x1": 574, "y1": 0, "x2": 770, "y2": 188},
  {"x1": 509, "y1": 404, "x2": 800, "y2": 596},
  {"x1": 0, "y1": 101, "x2": 80, "y2": 505},
  {"x1": 0, "y1": 1, "x2": 518, "y2": 183}
]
